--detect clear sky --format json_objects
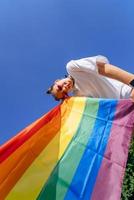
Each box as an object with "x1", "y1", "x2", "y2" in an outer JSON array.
[{"x1": 0, "y1": 0, "x2": 134, "y2": 144}]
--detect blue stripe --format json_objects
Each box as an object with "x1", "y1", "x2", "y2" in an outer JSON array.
[{"x1": 64, "y1": 99, "x2": 117, "y2": 200}]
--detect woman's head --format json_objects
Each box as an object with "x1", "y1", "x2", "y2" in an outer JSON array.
[{"x1": 46, "y1": 76, "x2": 74, "y2": 101}]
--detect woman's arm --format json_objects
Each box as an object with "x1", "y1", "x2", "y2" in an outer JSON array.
[
  {"x1": 97, "y1": 61, "x2": 134, "y2": 101},
  {"x1": 97, "y1": 61, "x2": 134, "y2": 86}
]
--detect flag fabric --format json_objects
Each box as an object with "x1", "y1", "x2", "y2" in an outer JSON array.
[{"x1": 0, "y1": 97, "x2": 134, "y2": 200}]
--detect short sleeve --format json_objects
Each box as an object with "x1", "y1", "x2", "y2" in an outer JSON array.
[{"x1": 66, "y1": 55, "x2": 109, "y2": 75}]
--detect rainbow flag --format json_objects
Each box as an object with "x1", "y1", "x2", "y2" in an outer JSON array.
[{"x1": 0, "y1": 97, "x2": 134, "y2": 200}]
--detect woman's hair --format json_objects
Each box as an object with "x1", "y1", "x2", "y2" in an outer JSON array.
[
  {"x1": 46, "y1": 85, "x2": 61, "y2": 101},
  {"x1": 46, "y1": 85, "x2": 53, "y2": 94}
]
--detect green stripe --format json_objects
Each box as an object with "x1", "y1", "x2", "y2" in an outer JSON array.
[{"x1": 37, "y1": 98, "x2": 99, "y2": 200}]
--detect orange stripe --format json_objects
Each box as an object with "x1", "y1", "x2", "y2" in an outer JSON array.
[
  {"x1": 6, "y1": 98, "x2": 84, "y2": 200},
  {"x1": 0, "y1": 98, "x2": 75, "y2": 200},
  {"x1": 0, "y1": 105, "x2": 60, "y2": 163},
  {"x1": 0, "y1": 107, "x2": 61, "y2": 200}
]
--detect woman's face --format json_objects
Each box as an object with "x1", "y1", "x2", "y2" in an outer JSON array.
[{"x1": 52, "y1": 77, "x2": 74, "y2": 100}]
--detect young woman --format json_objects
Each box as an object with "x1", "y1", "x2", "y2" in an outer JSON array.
[{"x1": 47, "y1": 55, "x2": 134, "y2": 102}]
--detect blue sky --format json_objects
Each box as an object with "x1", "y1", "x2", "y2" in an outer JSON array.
[{"x1": 0, "y1": 0, "x2": 134, "y2": 144}]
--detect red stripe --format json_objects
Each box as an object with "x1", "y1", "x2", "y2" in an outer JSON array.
[{"x1": 0, "y1": 104, "x2": 61, "y2": 164}]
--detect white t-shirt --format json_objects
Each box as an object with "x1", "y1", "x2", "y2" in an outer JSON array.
[{"x1": 66, "y1": 55, "x2": 132, "y2": 99}]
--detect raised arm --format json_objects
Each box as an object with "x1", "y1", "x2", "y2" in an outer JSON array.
[
  {"x1": 97, "y1": 61, "x2": 134, "y2": 101},
  {"x1": 97, "y1": 62, "x2": 134, "y2": 86}
]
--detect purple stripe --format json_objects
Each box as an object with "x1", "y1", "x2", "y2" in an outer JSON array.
[{"x1": 91, "y1": 100, "x2": 134, "y2": 200}]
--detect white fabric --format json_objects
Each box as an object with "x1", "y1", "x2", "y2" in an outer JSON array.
[{"x1": 66, "y1": 55, "x2": 132, "y2": 99}]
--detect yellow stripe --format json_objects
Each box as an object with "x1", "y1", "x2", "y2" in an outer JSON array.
[{"x1": 6, "y1": 97, "x2": 86, "y2": 200}]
